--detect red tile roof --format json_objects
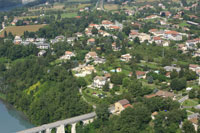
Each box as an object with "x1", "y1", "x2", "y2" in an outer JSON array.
[{"x1": 136, "y1": 71, "x2": 146, "y2": 76}]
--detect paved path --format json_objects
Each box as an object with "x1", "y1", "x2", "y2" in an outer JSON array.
[{"x1": 17, "y1": 112, "x2": 96, "y2": 133}]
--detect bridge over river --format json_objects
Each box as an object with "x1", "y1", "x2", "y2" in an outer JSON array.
[{"x1": 17, "y1": 112, "x2": 96, "y2": 133}]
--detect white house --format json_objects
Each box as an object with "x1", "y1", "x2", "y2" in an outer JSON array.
[
  {"x1": 60, "y1": 51, "x2": 75, "y2": 60},
  {"x1": 164, "y1": 30, "x2": 182, "y2": 41},
  {"x1": 93, "y1": 76, "x2": 107, "y2": 88},
  {"x1": 120, "y1": 54, "x2": 132, "y2": 62},
  {"x1": 85, "y1": 52, "x2": 98, "y2": 62}
]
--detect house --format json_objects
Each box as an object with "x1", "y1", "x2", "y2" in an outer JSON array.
[
  {"x1": 162, "y1": 41, "x2": 170, "y2": 47},
  {"x1": 38, "y1": 50, "x2": 46, "y2": 57},
  {"x1": 36, "y1": 38, "x2": 46, "y2": 42},
  {"x1": 188, "y1": 113, "x2": 199, "y2": 131},
  {"x1": 164, "y1": 30, "x2": 182, "y2": 41},
  {"x1": 186, "y1": 38, "x2": 200, "y2": 49},
  {"x1": 93, "y1": 76, "x2": 107, "y2": 88},
  {"x1": 67, "y1": 37, "x2": 76, "y2": 43},
  {"x1": 155, "y1": 90, "x2": 175, "y2": 99},
  {"x1": 94, "y1": 57, "x2": 106, "y2": 64},
  {"x1": 178, "y1": 44, "x2": 187, "y2": 51},
  {"x1": 151, "y1": 112, "x2": 158, "y2": 120},
  {"x1": 160, "y1": 11, "x2": 172, "y2": 18},
  {"x1": 85, "y1": 31, "x2": 93, "y2": 37},
  {"x1": 13, "y1": 36, "x2": 22, "y2": 44},
  {"x1": 35, "y1": 42, "x2": 50, "y2": 49},
  {"x1": 165, "y1": 72, "x2": 171, "y2": 78},
  {"x1": 102, "y1": 20, "x2": 113, "y2": 28},
  {"x1": 116, "y1": 68, "x2": 122, "y2": 73},
  {"x1": 136, "y1": 71, "x2": 146, "y2": 79},
  {"x1": 125, "y1": 10, "x2": 135, "y2": 16},
  {"x1": 75, "y1": 32, "x2": 83, "y2": 38},
  {"x1": 164, "y1": 66, "x2": 181, "y2": 72},
  {"x1": 74, "y1": 65, "x2": 96, "y2": 77},
  {"x1": 120, "y1": 54, "x2": 132, "y2": 62},
  {"x1": 189, "y1": 64, "x2": 200, "y2": 72},
  {"x1": 138, "y1": 33, "x2": 151, "y2": 42},
  {"x1": 26, "y1": 38, "x2": 35, "y2": 42},
  {"x1": 85, "y1": 52, "x2": 98, "y2": 62},
  {"x1": 145, "y1": 90, "x2": 175, "y2": 99},
  {"x1": 129, "y1": 30, "x2": 139, "y2": 39},
  {"x1": 194, "y1": 49, "x2": 200, "y2": 57},
  {"x1": 153, "y1": 36, "x2": 162, "y2": 45},
  {"x1": 112, "y1": 42, "x2": 118, "y2": 51},
  {"x1": 114, "y1": 99, "x2": 132, "y2": 114},
  {"x1": 55, "y1": 35, "x2": 65, "y2": 41},
  {"x1": 87, "y1": 38, "x2": 95, "y2": 45},
  {"x1": 145, "y1": 15, "x2": 159, "y2": 20},
  {"x1": 60, "y1": 51, "x2": 75, "y2": 60},
  {"x1": 109, "y1": 26, "x2": 120, "y2": 30}
]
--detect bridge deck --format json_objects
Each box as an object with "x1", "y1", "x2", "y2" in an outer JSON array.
[{"x1": 17, "y1": 112, "x2": 96, "y2": 133}]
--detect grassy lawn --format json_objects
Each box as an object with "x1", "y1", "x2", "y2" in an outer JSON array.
[
  {"x1": 104, "y1": 4, "x2": 119, "y2": 11},
  {"x1": 141, "y1": 79, "x2": 159, "y2": 89},
  {"x1": 16, "y1": 16, "x2": 39, "y2": 20},
  {"x1": 61, "y1": 12, "x2": 78, "y2": 18},
  {"x1": 138, "y1": 62, "x2": 162, "y2": 70},
  {"x1": 0, "y1": 24, "x2": 46, "y2": 37},
  {"x1": 179, "y1": 21, "x2": 190, "y2": 27},
  {"x1": 182, "y1": 99, "x2": 198, "y2": 106},
  {"x1": 82, "y1": 88, "x2": 102, "y2": 105}
]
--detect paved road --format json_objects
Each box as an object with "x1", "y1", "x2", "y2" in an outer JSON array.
[
  {"x1": 0, "y1": 22, "x2": 6, "y2": 34},
  {"x1": 178, "y1": 95, "x2": 188, "y2": 103},
  {"x1": 17, "y1": 112, "x2": 96, "y2": 133}
]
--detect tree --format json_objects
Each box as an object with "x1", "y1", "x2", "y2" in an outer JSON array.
[
  {"x1": 103, "y1": 82, "x2": 109, "y2": 92},
  {"x1": 4, "y1": 31, "x2": 7, "y2": 38},
  {"x1": 120, "y1": 104, "x2": 151, "y2": 132},
  {"x1": 111, "y1": 73, "x2": 125, "y2": 85},
  {"x1": 182, "y1": 120, "x2": 196, "y2": 133},
  {"x1": 128, "y1": 80, "x2": 143, "y2": 97},
  {"x1": 91, "y1": 28, "x2": 98, "y2": 34},
  {"x1": 77, "y1": 77, "x2": 87, "y2": 87},
  {"x1": 122, "y1": 77, "x2": 131, "y2": 88},
  {"x1": 95, "y1": 104, "x2": 109, "y2": 121},
  {"x1": 170, "y1": 70, "x2": 178, "y2": 79},
  {"x1": 189, "y1": 89, "x2": 196, "y2": 99},
  {"x1": 134, "y1": 37, "x2": 140, "y2": 44},
  {"x1": 100, "y1": 26, "x2": 105, "y2": 30},
  {"x1": 147, "y1": 76, "x2": 153, "y2": 84},
  {"x1": 57, "y1": 13, "x2": 61, "y2": 20},
  {"x1": 170, "y1": 78, "x2": 187, "y2": 91},
  {"x1": 122, "y1": 26, "x2": 131, "y2": 36}
]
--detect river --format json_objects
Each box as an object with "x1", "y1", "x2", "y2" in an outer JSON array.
[
  {"x1": 0, "y1": 4, "x2": 23, "y2": 12},
  {"x1": 0, "y1": 100, "x2": 34, "y2": 133}
]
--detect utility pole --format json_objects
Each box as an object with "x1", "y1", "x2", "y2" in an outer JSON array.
[{"x1": 162, "y1": 47, "x2": 165, "y2": 58}]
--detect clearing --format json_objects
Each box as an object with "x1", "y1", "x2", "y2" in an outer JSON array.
[{"x1": 0, "y1": 24, "x2": 46, "y2": 37}]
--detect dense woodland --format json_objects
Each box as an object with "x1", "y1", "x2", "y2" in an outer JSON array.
[{"x1": 0, "y1": 39, "x2": 92, "y2": 125}]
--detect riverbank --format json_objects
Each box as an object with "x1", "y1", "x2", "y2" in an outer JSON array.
[{"x1": 0, "y1": 92, "x2": 6, "y2": 101}]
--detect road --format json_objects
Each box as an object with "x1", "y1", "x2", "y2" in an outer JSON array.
[
  {"x1": 95, "y1": 0, "x2": 104, "y2": 10},
  {"x1": 0, "y1": 22, "x2": 6, "y2": 34}
]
